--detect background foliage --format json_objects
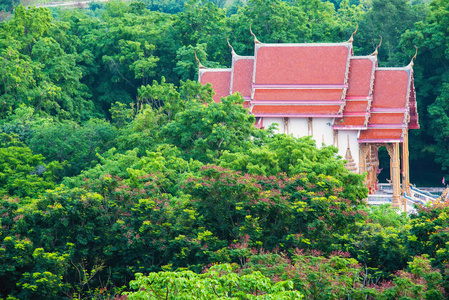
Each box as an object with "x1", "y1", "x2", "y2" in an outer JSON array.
[{"x1": 1, "y1": 0, "x2": 449, "y2": 299}]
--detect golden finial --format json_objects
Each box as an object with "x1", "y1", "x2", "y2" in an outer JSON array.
[
  {"x1": 371, "y1": 36, "x2": 382, "y2": 56},
  {"x1": 195, "y1": 50, "x2": 207, "y2": 69},
  {"x1": 347, "y1": 24, "x2": 358, "y2": 43},
  {"x1": 249, "y1": 24, "x2": 261, "y2": 44},
  {"x1": 410, "y1": 46, "x2": 418, "y2": 67},
  {"x1": 227, "y1": 36, "x2": 236, "y2": 55}
]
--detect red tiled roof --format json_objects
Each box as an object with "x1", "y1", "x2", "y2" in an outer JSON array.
[
  {"x1": 334, "y1": 116, "x2": 367, "y2": 127},
  {"x1": 369, "y1": 113, "x2": 405, "y2": 125},
  {"x1": 346, "y1": 58, "x2": 375, "y2": 96},
  {"x1": 371, "y1": 69, "x2": 410, "y2": 109},
  {"x1": 344, "y1": 100, "x2": 371, "y2": 112},
  {"x1": 359, "y1": 128, "x2": 404, "y2": 142},
  {"x1": 252, "y1": 104, "x2": 340, "y2": 115},
  {"x1": 199, "y1": 69, "x2": 231, "y2": 103},
  {"x1": 242, "y1": 98, "x2": 251, "y2": 109},
  {"x1": 231, "y1": 57, "x2": 254, "y2": 98},
  {"x1": 254, "y1": 44, "x2": 351, "y2": 85},
  {"x1": 251, "y1": 43, "x2": 350, "y2": 117},
  {"x1": 253, "y1": 89, "x2": 343, "y2": 101},
  {"x1": 197, "y1": 41, "x2": 418, "y2": 142},
  {"x1": 359, "y1": 67, "x2": 412, "y2": 141},
  {"x1": 339, "y1": 57, "x2": 376, "y2": 129}
]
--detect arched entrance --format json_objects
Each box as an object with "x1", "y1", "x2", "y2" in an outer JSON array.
[{"x1": 359, "y1": 136, "x2": 410, "y2": 212}]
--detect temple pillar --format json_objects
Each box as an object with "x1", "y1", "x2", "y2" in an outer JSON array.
[
  {"x1": 307, "y1": 118, "x2": 313, "y2": 136},
  {"x1": 358, "y1": 144, "x2": 385, "y2": 194},
  {"x1": 402, "y1": 131, "x2": 411, "y2": 196},
  {"x1": 366, "y1": 146, "x2": 373, "y2": 192},
  {"x1": 374, "y1": 146, "x2": 379, "y2": 191},
  {"x1": 359, "y1": 144, "x2": 369, "y2": 175},
  {"x1": 367, "y1": 145, "x2": 378, "y2": 193},
  {"x1": 387, "y1": 143, "x2": 402, "y2": 210},
  {"x1": 333, "y1": 130, "x2": 338, "y2": 148},
  {"x1": 283, "y1": 117, "x2": 289, "y2": 135},
  {"x1": 359, "y1": 144, "x2": 368, "y2": 189}
]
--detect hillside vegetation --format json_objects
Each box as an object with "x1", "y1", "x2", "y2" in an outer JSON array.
[{"x1": 1, "y1": 0, "x2": 449, "y2": 299}]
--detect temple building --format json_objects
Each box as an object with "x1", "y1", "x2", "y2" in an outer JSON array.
[{"x1": 198, "y1": 29, "x2": 419, "y2": 211}]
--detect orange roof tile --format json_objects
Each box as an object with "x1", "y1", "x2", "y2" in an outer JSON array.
[
  {"x1": 359, "y1": 128, "x2": 404, "y2": 142},
  {"x1": 360, "y1": 68, "x2": 413, "y2": 139},
  {"x1": 231, "y1": 57, "x2": 254, "y2": 98},
  {"x1": 369, "y1": 113, "x2": 405, "y2": 125},
  {"x1": 254, "y1": 44, "x2": 351, "y2": 85},
  {"x1": 371, "y1": 69, "x2": 410, "y2": 109},
  {"x1": 344, "y1": 101, "x2": 371, "y2": 112},
  {"x1": 334, "y1": 116, "x2": 366, "y2": 127},
  {"x1": 346, "y1": 57, "x2": 376, "y2": 97},
  {"x1": 253, "y1": 89, "x2": 343, "y2": 101},
  {"x1": 252, "y1": 104, "x2": 340, "y2": 115},
  {"x1": 199, "y1": 69, "x2": 232, "y2": 103},
  {"x1": 198, "y1": 41, "x2": 418, "y2": 140},
  {"x1": 340, "y1": 57, "x2": 375, "y2": 129}
]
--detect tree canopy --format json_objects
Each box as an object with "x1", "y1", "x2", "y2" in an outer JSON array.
[{"x1": 1, "y1": 0, "x2": 449, "y2": 298}]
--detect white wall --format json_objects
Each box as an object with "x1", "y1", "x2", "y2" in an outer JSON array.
[
  {"x1": 337, "y1": 130, "x2": 359, "y2": 173},
  {"x1": 289, "y1": 118, "x2": 309, "y2": 138},
  {"x1": 263, "y1": 118, "x2": 284, "y2": 133},
  {"x1": 312, "y1": 118, "x2": 334, "y2": 149},
  {"x1": 262, "y1": 119, "x2": 359, "y2": 172},
  {"x1": 264, "y1": 117, "x2": 335, "y2": 149}
]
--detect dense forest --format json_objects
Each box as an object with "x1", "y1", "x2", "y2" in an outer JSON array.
[{"x1": 1, "y1": 0, "x2": 449, "y2": 299}]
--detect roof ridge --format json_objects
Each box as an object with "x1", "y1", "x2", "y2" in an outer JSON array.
[{"x1": 255, "y1": 42, "x2": 352, "y2": 48}]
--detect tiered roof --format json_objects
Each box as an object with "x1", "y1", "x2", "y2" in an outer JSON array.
[
  {"x1": 251, "y1": 43, "x2": 350, "y2": 117},
  {"x1": 198, "y1": 32, "x2": 419, "y2": 143},
  {"x1": 334, "y1": 56, "x2": 376, "y2": 130},
  {"x1": 358, "y1": 66, "x2": 415, "y2": 143},
  {"x1": 198, "y1": 69, "x2": 231, "y2": 103},
  {"x1": 230, "y1": 55, "x2": 254, "y2": 108}
]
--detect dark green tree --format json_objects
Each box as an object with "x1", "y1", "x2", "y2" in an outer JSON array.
[
  {"x1": 356, "y1": 0, "x2": 428, "y2": 63},
  {"x1": 0, "y1": 133, "x2": 63, "y2": 199},
  {"x1": 399, "y1": 0, "x2": 449, "y2": 177},
  {"x1": 28, "y1": 119, "x2": 118, "y2": 178},
  {"x1": 0, "y1": 6, "x2": 94, "y2": 120}
]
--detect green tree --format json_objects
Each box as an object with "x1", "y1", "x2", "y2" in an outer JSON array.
[
  {"x1": 0, "y1": 6, "x2": 94, "y2": 120},
  {"x1": 185, "y1": 164, "x2": 366, "y2": 254},
  {"x1": 174, "y1": 43, "x2": 222, "y2": 81},
  {"x1": 218, "y1": 134, "x2": 367, "y2": 201},
  {"x1": 125, "y1": 263, "x2": 302, "y2": 299},
  {"x1": 116, "y1": 79, "x2": 215, "y2": 156},
  {"x1": 356, "y1": 0, "x2": 427, "y2": 64},
  {"x1": 0, "y1": 133, "x2": 62, "y2": 199},
  {"x1": 99, "y1": 3, "x2": 173, "y2": 103},
  {"x1": 399, "y1": 0, "x2": 449, "y2": 176},
  {"x1": 0, "y1": 0, "x2": 19, "y2": 13},
  {"x1": 227, "y1": 0, "x2": 346, "y2": 57},
  {"x1": 176, "y1": 0, "x2": 230, "y2": 66},
  {"x1": 0, "y1": 227, "x2": 70, "y2": 299},
  {"x1": 160, "y1": 93, "x2": 256, "y2": 163},
  {"x1": 27, "y1": 119, "x2": 118, "y2": 178},
  {"x1": 116, "y1": 107, "x2": 161, "y2": 155},
  {"x1": 147, "y1": 0, "x2": 186, "y2": 14}
]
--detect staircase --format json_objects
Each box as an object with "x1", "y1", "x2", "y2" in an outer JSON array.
[{"x1": 367, "y1": 184, "x2": 446, "y2": 214}]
